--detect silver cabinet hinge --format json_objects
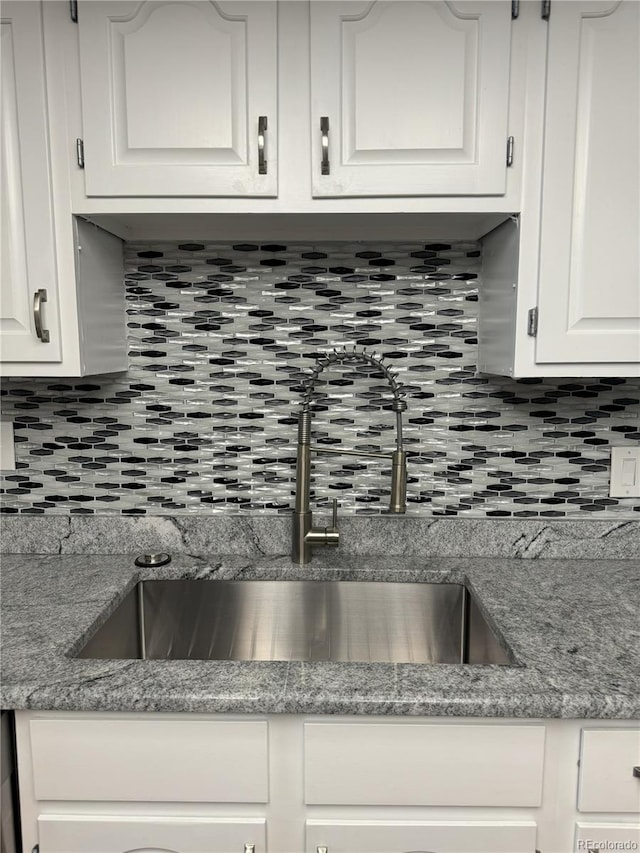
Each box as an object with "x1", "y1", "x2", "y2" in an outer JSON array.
[
  {"x1": 70, "y1": 0, "x2": 78, "y2": 22},
  {"x1": 541, "y1": 0, "x2": 550, "y2": 19},
  {"x1": 528, "y1": 307, "x2": 539, "y2": 337},
  {"x1": 506, "y1": 136, "x2": 514, "y2": 167},
  {"x1": 76, "y1": 138, "x2": 85, "y2": 169},
  {"x1": 512, "y1": 0, "x2": 520, "y2": 18}
]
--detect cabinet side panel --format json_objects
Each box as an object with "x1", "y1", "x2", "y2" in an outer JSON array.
[
  {"x1": 74, "y1": 218, "x2": 127, "y2": 374},
  {"x1": 478, "y1": 218, "x2": 519, "y2": 376}
]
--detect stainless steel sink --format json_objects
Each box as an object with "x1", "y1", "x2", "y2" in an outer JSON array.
[{"x1": 76, "y1": 580, "x2": 513, "y2": 665}]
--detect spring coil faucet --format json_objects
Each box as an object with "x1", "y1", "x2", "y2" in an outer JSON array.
[{"x1": 292, "y1": 347, "x2": 408, "y2": 564}]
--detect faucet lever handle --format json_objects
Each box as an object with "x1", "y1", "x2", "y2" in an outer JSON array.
[{"x1": 331, "y1": 498, "x2": 339, "y2": 531}]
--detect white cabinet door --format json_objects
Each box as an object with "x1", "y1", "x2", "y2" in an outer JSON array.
[
  {"x1": 0, "y1": 1, "x2": 61, "y2": 362},
  {"x1": 30, "y1": 717, "x2": 268, "y2": 803},
  {"x1": 310, "y1": 1, "x2": 512, "y2": 197},
  {"x1": 575, "y1": 823, "x2": 640, "y2": 852},
  {"x1": 578, "y1": 729, "x2": 640, "y2": 813},
  {"x1": 304, "y1": 722, "x2": 545, "y2": 807},
  {"x1": 77, "y1": 1, "x2": 278, "y2": 197},
  {"x1": 38, "y1": 815, "x2": 266, "y2": 853},
  {"x1": 536, "y1": 0, "x2": 640, "y2": 364},
  {"x1": 306, "y1": 820, "x2": 538, "y2": 853}
]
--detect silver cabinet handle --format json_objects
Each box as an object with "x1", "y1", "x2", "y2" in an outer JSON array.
[
  {"x1": 320, "y1": 116, "x2": 330, "y2": 175},
  {"x1": 317, "y1": 847, "x2": 328, "y2": 853},
  {"x1": 33, "y1": 288, "x2": 50, "y2": 342},
  {"x1": 244, "y1": 845, "x2": 255, "y2": 853},
  {"x1": 633, "y1": 765, "x2": 640, "y2": 778},
  {"x1": 258, "y1": 116, "x2": 267, "y2": 175}
]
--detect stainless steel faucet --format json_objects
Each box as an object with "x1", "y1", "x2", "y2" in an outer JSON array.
[{"x1": 292, "y1": 348, "x2": 408, "y2": 564}]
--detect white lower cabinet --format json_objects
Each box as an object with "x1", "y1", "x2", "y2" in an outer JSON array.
[
  {"x1": 306, "y1": 819, "x2": 537, "y2": 853},
  {"x1": 14, "y1": 713, "x2": 640, "y2": 853},
  {"x1": 38, "y1": 815, "x2": 266, "y2": 853},
  {"x1": 575, "y1": 823, "x2": 640, "y2": 853},
  {"x1": 304, "y1": 722, "x2": 545, "y2": 807},
  {"x1": 29, "y1": 718, "x2": 268, "y2": 803},
  {"x1": 578, "y1": 728, "x2": 640, "y2": 813}
]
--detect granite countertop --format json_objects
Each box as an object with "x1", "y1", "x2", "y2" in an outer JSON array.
[{"x1": 1, "y1": 552, "x2": 639, "y2": 718}]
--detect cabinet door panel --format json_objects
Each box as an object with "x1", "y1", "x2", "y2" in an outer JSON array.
[
  {"x1": 310, "y1": 1, "x2": 511, "y2": 197},
  {"x1": 537, "y1": 0, "x2": 640, "y2": 363},
  {"x1": 306, "y1": 820, "x2": 537, "y2": 853},
  {"x1": 78, "y1": 1, "x2": 277, "y2": 197},
  {"x1": 575, "y1": 823, "x2": 640, "y2": 852},
  {"x1": 30, "y1": 718, "x2": 268, "y2": 803},
  {"x1": 0, "y1": 2, "x2": 61, "y2": 362},
  {"x1": 578, "y1": 729, "x2": 640, "y2": 813},
  {"x1": 304, "y1": 722, "x2": 545, "y2": 806},
  {"x1": 39, "y1": 815, "x2": 266, "y2": 853}
]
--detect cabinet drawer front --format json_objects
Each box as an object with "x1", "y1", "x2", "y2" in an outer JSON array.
[
  {"x1": 39, "y1": 815, "x2": 266, "y2": 853},
  {"x1": 578, "y1": 729, "x2": 640, "y2": 813},
  {"x1": 306, "y1": 820, "x2": 538, "y2": 853},
  {"x1": 575, "y1": 822, "x2": 640, "y2": 852},
  {"x1": 304, "y1": 723, "x2": 545, "y2": 806},
  {"x1": 30, "y1": 719, "x2": 268, "y2": 803}
]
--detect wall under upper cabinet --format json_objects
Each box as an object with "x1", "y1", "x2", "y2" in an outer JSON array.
[{"x1": 1, "y1": 241, "x2": 638, "y2": 518}]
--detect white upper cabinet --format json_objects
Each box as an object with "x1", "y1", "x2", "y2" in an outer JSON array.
[
  {"x1": 0, "y1": 2, "x2": 126, "y2": 377},
  {"x1": 77, "y1": 1, "x2": 278, "y2": 197},
  {"x1": 536, "y1": 0, "x2": 640, "y2": 365},
  {"x1": 479, "y1": 0, "x2": 639, "y2": 377},
  {"x1": 1, "y1": 1, "x2": 61, "y2": 363},
  {"x1": 309, "y1": 1, "x2": 513, "y2": 197}
]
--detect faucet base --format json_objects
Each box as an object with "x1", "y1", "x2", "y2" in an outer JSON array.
[
  {"x1": 292, "y1": 510, "x2": 312, "y2": 564},
  {"x1": 292, "y1": 510, "x2": 340, "y2": 565}
]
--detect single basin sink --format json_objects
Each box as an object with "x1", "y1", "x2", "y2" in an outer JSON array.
[{"x1": 76, "y1": 580, "x2": 513, "y2": 665}]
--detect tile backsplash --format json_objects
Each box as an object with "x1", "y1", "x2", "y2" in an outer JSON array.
[{"x1": 1, "y1": 241, "x2": 638, "y2": 517}]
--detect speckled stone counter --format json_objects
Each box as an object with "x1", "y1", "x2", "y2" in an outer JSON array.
[
  {"x1": 2, "y1": 515, "x2": 640, "y2": 559},
  {"x1": 1, "y1": 552, "x2": 638, "y2": 718}
]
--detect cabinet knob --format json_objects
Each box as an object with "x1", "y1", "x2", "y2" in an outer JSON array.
[
  {"x1": 317, "y1": 847, "x2": 328, "y2": 853},
  {"x1": 33, "y1": 288, "x2": 50, "y2": 342},
  {"x1": 257, "y1": 116, "x2": 268, "y2": 175},
  {"x1": 633, "y1": 765, "x2": 640, "y2": 778},
  {"x1": 320, "y1": 116, "x2": 330, "y2": 175},
  {"x1": 244, "y1": 845, "x2": 255, "y2": 853}
]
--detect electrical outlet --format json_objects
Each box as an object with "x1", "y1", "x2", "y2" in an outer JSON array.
[
  {"x1": 0, "y1": 421, "x2": 16, "y2": 471},
  {"x1": 610, "y1": 446, "x2": 640, "y2": 498}
]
